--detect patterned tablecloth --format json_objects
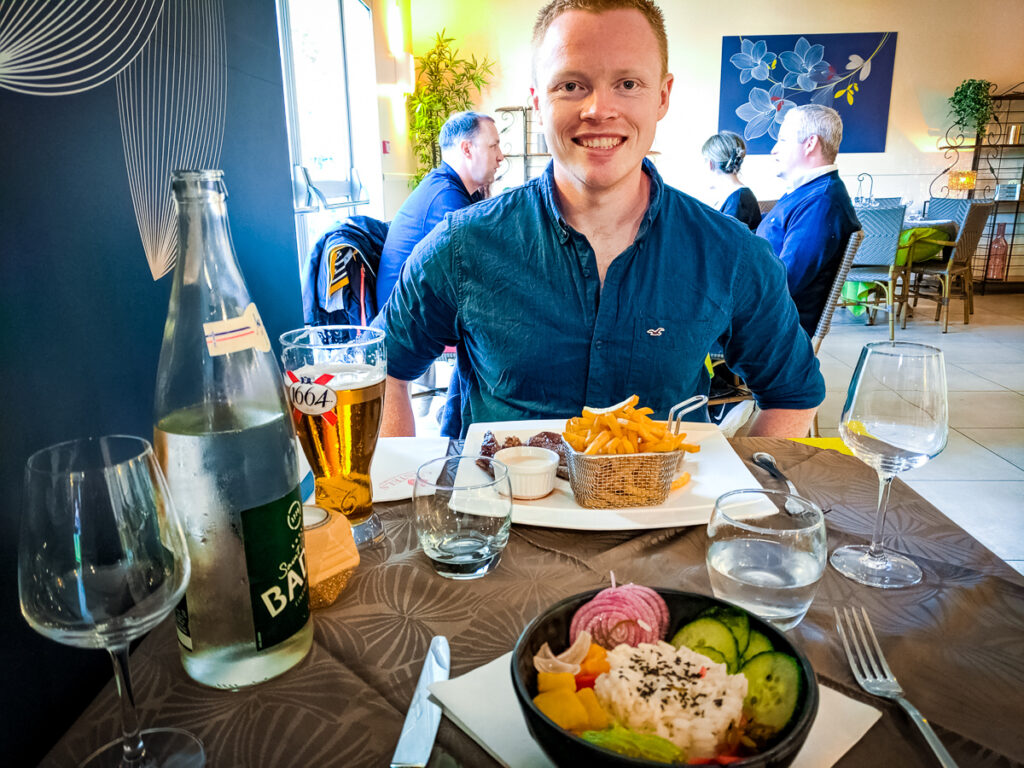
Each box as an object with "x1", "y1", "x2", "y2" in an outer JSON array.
[{"x1": 45, "y1": 439, "x2": 1024, "y2": 768}]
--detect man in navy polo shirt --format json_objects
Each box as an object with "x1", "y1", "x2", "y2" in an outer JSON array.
[
  {"x1": 756, "y1": 104, "x2": 860, "y2": 337},
  {"x1": 376, "y1": 111, "x2": 503, "y2": 435},
  {"x1": 376, "y1": 111, "x2": 504, "y2": 309},
  {"x1": 375, "y1": 0, "x2": 825, "y2": 438}
]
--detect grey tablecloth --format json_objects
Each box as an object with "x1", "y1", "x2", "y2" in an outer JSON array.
[{"x1": 44, "y1": 439, "x2": 1024, "y2": 767}]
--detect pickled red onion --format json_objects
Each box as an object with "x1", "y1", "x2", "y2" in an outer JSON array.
[{"x1": 569, "y1": 584, "x2": 668, "y2": 648}]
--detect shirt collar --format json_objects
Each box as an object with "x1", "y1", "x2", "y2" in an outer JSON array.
[
  {"x1": 787, "y1": 163, "x2": 838, "y2": 192},
  {"x1": 438, "y1": 161, "x2": 471, "y2": 196},
  {"x1": 539, "y1": 158, "x2": 664, "y2": 244}
]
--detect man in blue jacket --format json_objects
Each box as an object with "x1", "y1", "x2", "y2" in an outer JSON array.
[
  {"x1": 376, "y1": 111, "x2": 504, "y2": 309},
  {"x1": 376, "y1": 111, "x2": 503, "y2": 435},
  {"x1": 756, "y1": 104, "x2": 860, "y2": 337},
  {"x1": 376, "y1": 0, "x2": 826, "y2": 438}
]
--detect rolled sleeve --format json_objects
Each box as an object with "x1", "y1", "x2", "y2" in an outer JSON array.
[
  {"x1": 722, "y1": 237, "x2": 826, "y2": 411},
  {"x1": 374, "y1": 216, "x2": 460, "y2": 382}
]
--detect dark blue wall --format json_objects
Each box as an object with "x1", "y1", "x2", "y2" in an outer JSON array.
[{"x1": 0, "y1": 1, "x2": 302, "y2": 762}]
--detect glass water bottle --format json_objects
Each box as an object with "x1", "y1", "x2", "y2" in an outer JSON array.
[{"x1": 154, "y1": 170, "x2": 312, "y2": 689}]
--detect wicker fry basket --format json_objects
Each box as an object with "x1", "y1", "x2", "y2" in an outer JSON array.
[{"x1": 563, "y1": 440, "x2": 684, "y2": 509}]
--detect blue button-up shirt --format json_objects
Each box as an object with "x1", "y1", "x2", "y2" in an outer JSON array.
[{"x1": 377, "y1": 160, "x2": 824, "y2": 437}]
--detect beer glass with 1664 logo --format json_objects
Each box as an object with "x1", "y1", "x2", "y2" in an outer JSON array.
[{"x1": 280, "y1": 326, "x2": 386, "y2": 548}]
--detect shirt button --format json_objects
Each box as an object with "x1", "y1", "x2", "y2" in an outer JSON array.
[
  {"x1": 595, "y1": 340, "x2": 603, "y2": 348},
  {"x1": 583, "y1": 269, "x2": 591, "y2": 277}
]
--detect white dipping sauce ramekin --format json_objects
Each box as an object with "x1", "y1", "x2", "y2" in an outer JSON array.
[{"x1": 493, "y1": 446, "x2": 559, "y2": 499}]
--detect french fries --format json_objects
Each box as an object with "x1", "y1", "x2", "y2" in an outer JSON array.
[
  {"x1": 561, "y1": 395, "x2": 701, "y2": 457},
  {"x1": 670, "y1": 472, "x2": 692, "y2": 491}
]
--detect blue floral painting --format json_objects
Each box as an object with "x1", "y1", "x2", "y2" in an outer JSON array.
[{"x1": 718, "y1": 32, "x2": 897, "y2": 154}]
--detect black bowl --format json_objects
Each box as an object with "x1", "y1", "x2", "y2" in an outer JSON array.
[{"x1": 511, "y1": 588, "x2": 818, "y2": 768}]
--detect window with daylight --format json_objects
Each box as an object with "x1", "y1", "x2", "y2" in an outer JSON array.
[{"x1": 277, "y1": 0, "x2": 384, "y2": 265}]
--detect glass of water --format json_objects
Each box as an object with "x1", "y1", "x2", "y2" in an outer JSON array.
[
  {"x1": 413, "y1": 455, "x2": 513, "y2": 580},
  {"x1": 706, "y1": 489, "x2": 827, "y2": 631}
]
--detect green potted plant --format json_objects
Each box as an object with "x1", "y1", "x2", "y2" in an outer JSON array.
[
  {"x1": 948, "y1": 79, "x2": 996, "y2": 140},
  {"x1": 406, "y1": 31, "x2": 494, "y2": 186}
]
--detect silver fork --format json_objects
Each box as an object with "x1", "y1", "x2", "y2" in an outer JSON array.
[{"x1": 834, "y1": 607, "x2": 959, "y2": 767}]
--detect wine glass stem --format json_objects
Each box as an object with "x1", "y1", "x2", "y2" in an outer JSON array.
[
  {"x1": 868, "y1": 473, "x2": 896, "y2": 559},
  {"x1": 109, "y1": 644, "x2": 145, "y2": 765}
]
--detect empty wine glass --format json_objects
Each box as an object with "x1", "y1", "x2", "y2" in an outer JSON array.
[
  {"x1": 832, "y1": 343, "x2": 948, "y2": 588},
  {"x1": 19, "y1": 436, "x2": 204, "y2": 767}
]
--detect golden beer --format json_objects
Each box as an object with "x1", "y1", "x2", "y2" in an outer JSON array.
[{"x1": 288, "y1": 364, "x2": 384, "y2": 525}]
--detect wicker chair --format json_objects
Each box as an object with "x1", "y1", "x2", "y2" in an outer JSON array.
[
  {"x1": 924, "y1": 196, "x2": 971, "y2": 227},
  {"x1": 840, "y1": 206, "x2": 906, "y2": 340},
  {"x1": 709, "y1": 231, "x2": 864, "y2": 437},
  {"x1": 811, "y1": 229, "x2": 865, "y2": 354},
  {"x1": 809, "y1": 229, "x2": 864, "y2": 436},
  {"x1": 904, "y1": 200, "x2": 994, "y2": 332},
  {"x1": 758, "y1": 199, "x2": 778, "y2": 216},
  {"x1": 869, "y1": 196, "x2": 904, "y2": 208}
]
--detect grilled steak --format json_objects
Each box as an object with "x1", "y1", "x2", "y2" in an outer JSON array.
[
  {"x1": 477, "y1": 431, "x2": 523, "y2": 474},
  {"x1": 477, "y1": 430, "x2": 568, "y2": 479}
]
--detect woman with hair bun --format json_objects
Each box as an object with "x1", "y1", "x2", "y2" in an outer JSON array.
[{"x1": 702, "y1": 131, "x2": 761, "y2": 231}]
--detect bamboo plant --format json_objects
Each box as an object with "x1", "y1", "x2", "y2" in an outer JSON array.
[{"x1": 406, "y1": 31, "x2": 493, "y2": 186}]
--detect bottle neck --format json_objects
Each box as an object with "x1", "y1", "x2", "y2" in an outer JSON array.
[
  {"x1": 155, "y1": 184, "x2": 279, "y2": 423},
  {"x1": 174, "y1": 195, "x2": 244, "y2": 290}
]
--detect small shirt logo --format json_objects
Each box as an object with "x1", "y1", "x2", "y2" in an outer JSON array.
[{"x1": 646, "y1": 327, "x2": 665, "y2": 337}]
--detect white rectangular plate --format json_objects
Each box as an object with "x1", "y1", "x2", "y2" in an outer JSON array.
[{"x1": 463, "y1": 419, "x2": 768, "y2": 530}]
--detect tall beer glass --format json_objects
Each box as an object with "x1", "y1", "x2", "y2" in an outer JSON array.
[{"x1": 280, "y1": 326, "x2": 386, "y2": 548}]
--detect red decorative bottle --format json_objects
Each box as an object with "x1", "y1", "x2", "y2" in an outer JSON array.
[{"x1": 986, "y1": 223, "x2": 1008, "y2": 281}]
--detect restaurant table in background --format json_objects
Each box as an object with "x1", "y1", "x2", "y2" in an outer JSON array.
[
  {"x1": 842, "y1": 218, "x2": 959, "y2": 318},
  {"x1": 45, "y1": 439, "x2": 1024, "y2": 768},
  {"x1": 897, "y1": 218, "x2": 959, "y2": 264}
]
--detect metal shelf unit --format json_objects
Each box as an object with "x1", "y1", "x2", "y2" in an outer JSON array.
[
  {"x1": 969, "y1": 92, "x2": 1024, "y2": 291},
  {"x1": 493, "y1": 105, "x2": 550, "y2": 191}
]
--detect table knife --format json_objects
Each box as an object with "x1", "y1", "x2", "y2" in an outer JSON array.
[{"x1": 390, "y1": 635, "x2": 450, "y2": 768}]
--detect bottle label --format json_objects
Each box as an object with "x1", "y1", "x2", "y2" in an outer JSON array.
[
  {"x1": 241, "y1": 486, "x2": 311, "y2": 651},
  {"x1": 203, "y1": 302, "x2": 271, "y2": 357},
  {"x1": 175, "y1": 593, "x2": 194, "y2": 651}
]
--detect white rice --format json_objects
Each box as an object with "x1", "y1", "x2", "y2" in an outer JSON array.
[{"x1": 594, "y1": 641, "x2": 747, "y2": 759}]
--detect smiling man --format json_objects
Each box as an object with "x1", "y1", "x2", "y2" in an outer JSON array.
[{"x1": 375, "y1": 0, "x2": 825, "y2": 438}]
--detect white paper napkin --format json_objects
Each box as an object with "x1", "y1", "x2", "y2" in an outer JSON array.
[
  {"x1": 371, "y1": 437, "x2": 449, "y2": 502},
  {"x1": 430, "y1": 653, "x2": 881, "y2": 768}
]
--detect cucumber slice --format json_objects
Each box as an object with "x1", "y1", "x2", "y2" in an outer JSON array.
[
  {"x1": 691, "y1": 645, "x2": 727, "y2": 666},
  {"x1": 670, "y1": 617, "x2": 739, "y2": 673},
  {"x1": 740, "y1": 651, "x2": 802, "y2": 744},
  {"x1": 698, "y1": 606, "x2": 750, "y2": 656},
  {"x1": 741, "y1": 630, "x2": 774, "y2": 665}
]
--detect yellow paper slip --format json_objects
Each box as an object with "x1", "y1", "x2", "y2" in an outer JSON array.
[{"x1": 788, "y1": 437, "x2": 853, "y2": 456}]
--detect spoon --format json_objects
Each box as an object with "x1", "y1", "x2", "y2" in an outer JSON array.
[
  {"x1": 750, "y1": 452, "x2": 800, "y2": 497},
  {"x1": 750, "y1": 452, "x2": 831, "y2": 516}
]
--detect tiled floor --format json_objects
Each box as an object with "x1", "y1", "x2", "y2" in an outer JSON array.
[
  {"x1": 414, "y1": 293, "x2": 1024, "y2": 578},
  {"x1": 818, "y1": 292, "x2": 1024, "y2": 578}
]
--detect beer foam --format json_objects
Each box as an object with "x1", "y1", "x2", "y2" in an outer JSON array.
[{"x1": 292, "y1": 363, "x2": 384, "y2": 390}]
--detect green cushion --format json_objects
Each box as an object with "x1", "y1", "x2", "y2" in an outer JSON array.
[
  {"x1": 841, "y1": 280, "x2": 874, "y2": 316},
  {"x1": 898, "y1": 227, "x2": 947, "y2": 265}
]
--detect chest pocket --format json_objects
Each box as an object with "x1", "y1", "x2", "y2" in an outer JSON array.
[{"x1": 626, "y1": 314, "x2": 718, "y2": 414}]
